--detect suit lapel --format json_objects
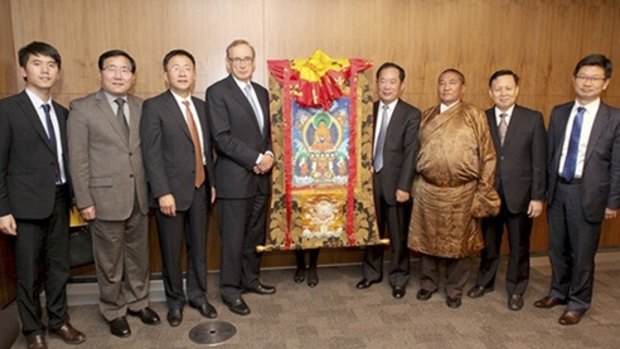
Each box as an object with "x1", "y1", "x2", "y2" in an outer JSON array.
[
  {"x1": 585, "y1": 102, "x2": 609, "y2": 162},
  {"x1": 17, "y1": 91, "x2": 57, "y2": 154},
  {"x1": 226, "y1": 76, "x2": 263, "y2": 135},
  {"x1": 486, "y1": 109, "x2": 502, "y2": 152},
  {"x1": 127, "y1": 95, "x2": 141, "y2": 147},
  {"x1": 95, "y1": 90, "x2": 129, "y2": 147},
  {"x1": 192, "y1": 96, "x2": 211, "y2": 150},
  {"x1": 163, "y1": 91, "x2": 192, "y2": 141},
  {"x1": 554, "y1": 103, "x2": 573, "y2": 163}
]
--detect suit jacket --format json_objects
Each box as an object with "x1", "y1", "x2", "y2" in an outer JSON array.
[
  {"x1": 140, "y1": 90, "x2": 215, "y2": 210},
  {"x1": 0, "y1": 91, "x2": 70, "y2": 219},
  {"x1": 486, "y1": 105, "x2": 547, "y2": 214},
  {"x1": 547, "y1": 101, "x2": 620, "y2": 222},
  {"x1": 205, "y1": 75, "x2": 272, "y2": 199},
  {"x1": 67, "y1": 89, "x2": 148, "y2": 220},
  {"x1": 373, "y1": 99, "x2": 421, "y2": 205}
]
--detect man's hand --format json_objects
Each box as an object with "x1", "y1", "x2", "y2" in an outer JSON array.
[
  {"x1": 258, "y1": 153, "x2": 274, "y2": 173},
  {"x1": 80, "y1": 206, "x2": 97, "y2": 221},
  {"x1": 395, "y1": 189, "x2": 410, "y2": 203},
  {"x1": 604, "y1": 207, "x2": 617, "y2": 220},
  {"x1": 0, "y1": 214, "x2": 17, "y2": 236},
  {"x1": 527, "y1": 200, "x2": 543, "y2": 218},
  {"x1": 158, "y1": 194, "x2": 176, "y2": 217}
]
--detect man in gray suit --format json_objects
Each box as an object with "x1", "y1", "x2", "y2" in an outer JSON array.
[
  {"x1": 536, "y1": 54, "x2": 620, "y2": 325},
  {"x1": 141, "y1": 49, "x2": 217, "y2": 327},
  {"x1": 68, "y1": 50, "x2": 160, "y2": 338}
]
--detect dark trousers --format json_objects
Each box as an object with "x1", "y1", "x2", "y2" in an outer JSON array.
[
  {"x1": 155, "y1": 185, "x2": 209, "y2": 310},
  {"x1": 420, "y1": 254, "x2": 470, "y2": 298},
  {"x1": 218, "y1": 192, "x2": 267, "y2": 302},
  {"x1": 476, "y1": 201, "x2": 532, "y2": 295},
  {"x1": 547, "y1": 181, "x2": 602, "y2": 313},
  {"x1": 15, "y1": 188, "x2": 70, "y2": 338},
  {"x1": 361, "y1": 173, "x2": 412, "y2": 288}
]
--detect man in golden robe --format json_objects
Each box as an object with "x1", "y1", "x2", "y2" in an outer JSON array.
[{"x1": 409, "y1": 68, "x2": 500, "y2": 308}]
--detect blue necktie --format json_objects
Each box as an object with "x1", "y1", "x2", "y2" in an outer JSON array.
[
  {"x1": 374, "y1": 105, "x2": 389, "y2": 172},
  {"x1": 561, "y1": 106, "x2": 586, "y2": 181},
  {"x1": 42, "y1": 104, "x2": 60, "y2": 183}
]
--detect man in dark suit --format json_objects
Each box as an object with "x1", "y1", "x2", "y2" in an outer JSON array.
[
  {"x1": 141, "y1": 49, "x2": 217, "y2": 327},
  {"x1": 535, "y1": 54, "x2": 620, "y2": 325},
  {"x1": 68, "y1": 50, "x2": 159, "y2": 337},
  {"x1": 467, "y1": 70, "x2": 546, "y2": 311},
  {"x1": 205, "y1": 39, "x2": 275, "y2": 316},
  {"x1": 355, "y1": 62, "x2": 420, "y2": 299},
  {"x1": 0, "y1": 42, "x2": 85, "y2": 349}
]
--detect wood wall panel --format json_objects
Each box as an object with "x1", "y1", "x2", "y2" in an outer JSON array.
[{"x1": 1, "y1": 0, "x2": 618, "y2": 285}]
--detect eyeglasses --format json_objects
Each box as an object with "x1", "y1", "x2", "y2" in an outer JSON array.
[
  {"x1": 575, "y1": 75, "x2": 606, "y2": 83},
  {"x1": 103, "y1": 65, "x2": 132, "y2": 75},
  {"x1": 228, "y1": 56, "x2": 253, "y2": 65}
]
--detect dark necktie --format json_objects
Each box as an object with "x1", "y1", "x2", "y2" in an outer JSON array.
[
  {"x1": 244, "y1": 84, "x2": 263, "y2": 134},
  {"x1": 498, "y1": 113, "x2": 508, "y2": 146},
  {"x1": 561, "y1": 106, "x2": 586, "y2": 181},
  {"x1": 374, "y1": 105, "x2": 390, "y2": 172},
  {"x1": 183, "y1": 100, "x2": 205, "y2": 188},
  {"x1": 42, "y1": 104, "x2": 61, "y2": 183},
  {"x1": 114, "y1": 98, "x2": 129, "y2": 141}
]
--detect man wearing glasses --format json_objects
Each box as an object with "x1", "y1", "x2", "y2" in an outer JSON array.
[
  {"x1": 205, "y1": 39, "x2": 275, "y2": 316},
  {"x1": 537, "y1": 54, "x2": 620, "y2": 325},
  {"x1": 68, "y1": 50, "x2": 159, "y2": 337}
]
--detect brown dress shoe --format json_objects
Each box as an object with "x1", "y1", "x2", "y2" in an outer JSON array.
[
  {"x1": 534, "y1": 296, "x2": 565, "y2": 308},
  {"x1": 49, "y1": 322, "x2": 86, "y2": 344},
  {"x1": 559, "y1": 310, "x2": 584, "y2": 325},
  {"x1": 27, "y1": 334, "x2": 47, "y2": 349}
]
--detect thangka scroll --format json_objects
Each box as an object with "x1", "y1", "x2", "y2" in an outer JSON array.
[{"x1": 259, "y1": 50, "x2": 385, "y2": 251}]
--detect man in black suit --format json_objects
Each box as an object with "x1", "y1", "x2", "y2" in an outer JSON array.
[
  {"x1": 205, "y1": 39, "x2": 275, "y2": 316},
  {"x1": 535, "y1": 54, "x2": 620, "y2": 325},
  {"x1": 141, "y1": 49, "x2": 217, "y2": 326},
  {"x1": 356, "y1": 62, "x2": 420, "y2": 299},
  {"x1": 467, "y1": 70, "x2": 546, "y2": 311},
  {"x1": 0, "y1": 42, "x2": 85, "y2": 349}
]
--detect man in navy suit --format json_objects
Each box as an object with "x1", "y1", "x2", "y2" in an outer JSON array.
[
  {"x1": 0, "y1": 42, "x2": 85, "y2": 349},
  {"x1": 205, "y1": 39, "x2": 275, "y2": 316},
  {"x1": 141, "y1": 49, "x2": 217, "y2": 326},
  {"x1": 535, "y1": 54, "x2": 620, "y2": 325},
  {"x1": 468, "y1": 70, "x2": 546, "y2": 311},
  {"x1": 355, "y1": 62, "x2": 421, "y2": 299}
]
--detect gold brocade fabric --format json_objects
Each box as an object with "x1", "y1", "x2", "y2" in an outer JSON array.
[
  {"x1": 408, "y1": 102, "x2": 500, "y2": 258},
  {"x1": 263, "y1": 70, "x2": 380, "y2": 251}
]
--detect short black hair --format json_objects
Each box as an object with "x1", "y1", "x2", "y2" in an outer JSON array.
[
  {"x1": 98, "y1": 49, "x2": 136, "y2": 73},
  {"x1": 439, "y1": 68, "x2": 465, "y2": 84},
  {"x1": 376, "y1": 62, "x2": 406, "y2": 82},
  {"x1": 488, "y1": 69, "x2": 520, "y2": 87},
  {"x1": 18, "y1": 41, "x2": 62, "y2": 69},
  {"x1": 163, "y1": 49, "x2": 196, "y2": 71},
  {"x1": 573, "y1": 54, "x2": 612, "y2": 79}
]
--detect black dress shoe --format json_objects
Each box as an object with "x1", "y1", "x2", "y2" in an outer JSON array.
[
  {"x1": 109, "y1": 316, "x2": 131, "y2": 338},
  {"x1": 392, "y1": 286, "x2": 406, "y2": 299},
  {"x1": 294, "y1": 266, "x2": 305, "y2": 283},
  {"x1": 534, "y1": 295, "x2": 566, "y2": 308},
  {"x1": 166, "y1": 308, "x2": 183, "y2": 327},
  {"x1": 446, "y1": 296, "x2": 462, "y2": 309},
  {"x1": 356, "y1": 278, "x2": 382, "y2": 289},
  {"x1": 128, "y1": 307, "x2": 161, "y2": 325},
  {"x1": 508, "y1": 294, "x2": 524, "y2": 311},
  {"x1": 223, "y1": 298, "x2": 251, "y2": 316},
  {"x1": 416, "y1": 288, "x2": 436, "y2": 301},
  {"x1": 307, "y1": 267, "x2": 318, "y2": 287},
  {"x1": 244, "y1": 283, "x2": 276, "y2": 295},
  {"x1": 190, "y1": 302, "x2": 218, "y2": 319},
  {"x1": 467, "y1": 285, "x2": 494, "y2": 298}
]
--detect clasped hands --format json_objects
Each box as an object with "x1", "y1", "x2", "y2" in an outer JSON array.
[{"x1": 253, "y1": 153, "x2": 274, "y2": 175}]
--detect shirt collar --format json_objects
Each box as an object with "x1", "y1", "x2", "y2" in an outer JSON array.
[
  {"x1": 379, "y1": 99, "x2": 399, "y2": 111},
  {"x1": 495, "y1": 104, "x2": 515, "y2": 118},
  {"x1": 25, "y1": 87, "x2": 51, "y2": 110}
]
